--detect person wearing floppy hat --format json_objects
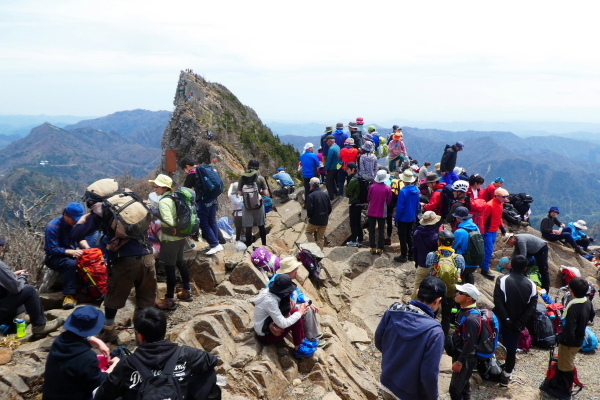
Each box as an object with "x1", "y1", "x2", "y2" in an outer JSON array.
[
  {"x1": 367, "y1": 170, "x2": 393, "y2": 255},
  {"x1": 43, "y1": 306, "x2": 118, "y2": 400},
  {"x1": 253, "y1": 274, "x2": 312, "y2": 357},
  {"x1": 152, "y1": 173, "x2": 195, "y2": 310},
  {"x1": 423, "y1": 173, "x2": 446, "y2": 216},
  {"x1": 268, "y1": 257, "x2": 322, "y2": 343},
  {"x1": 359, "y1": 140, "x2": 379, "y2": 181},
  {"x1": 44, "y1": 202, "x2": 86, "y2": 310},
  {"x1": 348, "y1": 121, "x2": 363, "y2": 149},
  {"x1": 306, "y1": 177, "x2": 332, "y2": 249},
  {"x1": 540, "y1": 206, "x2": 585, "y2": 255},
  {"x1": 411, "y1": 211, "x2": 442, "y2": 298},
  {"x1": 393, "y1": 169, "x2": 419, "y2": 263},
  {"x1": 388, "y1": 128, "x2": 407, "y2": 173},
  {"x1": 567, "y1": 220, "x2": 593, "y2": 251},
  {"x1": 451, "y1": 206, "x2": 481, "y2": 285},
  {"x1": 439, "y1": 142, "x2": 464, "y2": 185}
]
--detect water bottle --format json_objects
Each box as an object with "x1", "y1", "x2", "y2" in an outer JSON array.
[
  {"x1": 216, "y1": 374, "x2": 227, "y2": 387},
  {"x1": 14, "y1": 318, "x2": 26, "y2": 338}
]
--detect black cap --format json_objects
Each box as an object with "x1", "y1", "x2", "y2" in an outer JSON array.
[
  {"x1": 347, "y1": 162, "x2": 357, "y2": 169},
  {"x1": 268, "y1": 274, "x2": 297, "y2": 295},
  {"x1": 452, "y1": 206, "x2": 472, "y2": 220},
  {"x1": 419, "y1": 277, "x2": 447, "y2": 299}
]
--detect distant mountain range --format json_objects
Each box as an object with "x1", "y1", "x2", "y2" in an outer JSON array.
[
  {"x1": 0, "y1": 123, "x2": 161, "y2": 184},
  {"x1": 277, "y1": 126, "x2": 600, "y2": 228},
  {"x1": 0, "y1": 114, "x2": 96, "y2": 142},
  {"x1": 64, "y1": 109, "x2": 171, "y2": 149}
]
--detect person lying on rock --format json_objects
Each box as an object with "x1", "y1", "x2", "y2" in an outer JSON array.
[
  {"x1": 95, "y1": 307, "x2": 219, "y2": 400},
  {"x1": 43, "y1": 306, "x2": 118, "y2": 400},
  {"x1": 253, "y1": 273, "x2": 318, "y2": 358},
  {"x1": 267, "y1": 257, "x2": 324, "y2": 346},
  {"x1": 0, "y1": 238, "x2": 63, "y2": 336}
]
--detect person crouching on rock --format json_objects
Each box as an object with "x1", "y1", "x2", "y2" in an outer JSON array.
[{"x1": 253, "y1": 274, "x2": 316, "y2": 358}]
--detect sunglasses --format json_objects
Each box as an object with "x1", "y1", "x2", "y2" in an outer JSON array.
[
  {"x1": 496, "y1": 195, "x2": 508, "y2": 198},
  {"x1": 456, "y1": 291, "x2": 470, "y2": 297}
]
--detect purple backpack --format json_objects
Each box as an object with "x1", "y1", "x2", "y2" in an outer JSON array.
[
  {"x1": 251, "y1": 247, "x2": 280, "y2": 274},
  {"x1": 518, "y1": 328, "x2": 533, "y2": 353}
]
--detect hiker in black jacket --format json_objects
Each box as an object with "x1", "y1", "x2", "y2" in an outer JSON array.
[
  {"x1": 540, "y1": 206, "x2": 586, "y2": 255},
  {"x1": 492, "y1": 254, "x2": 537, "y2": 385},
  {"x1": 95, "y1": 308, "x2": 219, "y2": 400},
  {"x1": 305, "y1": 177, "x2": 332, "y2": 249},
  {"x1": 439, "y1": 142, "x2": 464, "y2": 185},
  {"x1": 541, "y1": 277, "x2": 593, "y2": 398}
]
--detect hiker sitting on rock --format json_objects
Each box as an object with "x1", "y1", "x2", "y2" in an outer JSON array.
[
  {"x1": 0, "y1": 238, "x2": 63, "y2": 336},
  {"x1": 253, "y1": 274, "x2": 317, "y2": 358},
  {"x1": 540, "y1": 207, "x2": 587, "y2": 256},
  {"x1": 267, "y1": 257, "x2": 323, "y2": 346},
  {"x1": 95, "y1": 307, "x2": 220, "y2": 400},
  {"x1": 43, "y1": 306, "x2": 118, "y2": 400},
  {"x1": 272, "y1": 167, "x2": 296, "y2": 203},
  {"x1": 44, "y1": 202, "x2": 87, "y2": 310},
  {"x1": 567, "y1": 220, "x2": 593, "y2": 251},
  {"x1": 375, "y1": 277, "x2": 447, "y2": 400}
]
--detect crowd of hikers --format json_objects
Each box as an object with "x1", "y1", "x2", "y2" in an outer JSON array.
[{"x1": 0, "y1": 118, "x2": 597, "y2": 400}]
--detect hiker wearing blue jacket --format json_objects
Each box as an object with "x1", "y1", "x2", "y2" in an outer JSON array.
[
  {"x1": 324, "y1": 136, "x2": 341, "y2": 201},
  {"x1": 452, "y1": 207, "x2": 481, "y2": 285},
  {"x1": 394, "y1": 170, "x2": 420, "y2": 263},
  {"x1": 300, "y1": 143, "x2": 320, "y2": 203},
  {"x1": 375, "y1": 277, "x2": 446, "y2": 400},
  {"x1": 332, "y1": 123, "x2": 348, "y2": 148}
]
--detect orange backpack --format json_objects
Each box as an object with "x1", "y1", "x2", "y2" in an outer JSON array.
[{"x1": 76, "y1": 248, "x2": 108, "y2": 302}]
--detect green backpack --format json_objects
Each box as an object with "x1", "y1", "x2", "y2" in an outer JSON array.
[
  {"x1": 160, "y1": 187, "x2": 199, "y2": 237},
  {"x1": 432, "y1": 251, "x2": 460, "y2": 297},
  {"x1": 462, "y1": 227, "x2": 485, "y2": 266}
]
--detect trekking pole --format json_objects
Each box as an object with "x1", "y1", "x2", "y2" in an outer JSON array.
[
  {"x1": 82, "y1": 266, "x2": 103, "y2": 296},
  {"x1": 115, "y1": 323, "x2": 178, "y2": 331}
]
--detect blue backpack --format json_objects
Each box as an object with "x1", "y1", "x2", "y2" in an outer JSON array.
[
  {"x1": 458, "y1": 308, "x2": 500, "y2": 358},
  {"x1": 581, "y1": 326, "x2": 598, "y2": 353},
  {"x1": 194, "y1": 165, "x2": 224, "y2": 199}
]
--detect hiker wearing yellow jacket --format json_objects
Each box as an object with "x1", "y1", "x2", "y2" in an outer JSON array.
[{"x1": 151, "y1": 174, "x2": 192, "y2": 310}]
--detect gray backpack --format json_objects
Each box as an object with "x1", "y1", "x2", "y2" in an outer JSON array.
[{"x1": 241, "y1": 174, "x2": 263, "y2": 210}]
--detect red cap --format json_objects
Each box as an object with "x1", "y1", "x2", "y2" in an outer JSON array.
[{"x1": 356, "y1": 117, "x2": 364, "y2": 125}]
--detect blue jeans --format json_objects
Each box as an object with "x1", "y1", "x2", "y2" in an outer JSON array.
[
  {"x1": 442, "y1": 172, "x2": 459, "y2": 185},
  {"x1": 482, "y1": 231, "x2": 497, "y2": 271},
  {"x1": 45, "y1": 255, "x2": 77, "y2": 295},
  {"x1": 197, "y1": 200, "x2": 219, "y2": 248}
]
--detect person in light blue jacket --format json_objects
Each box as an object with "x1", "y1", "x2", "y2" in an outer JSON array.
[
  {"x1": 567, "y1": 220, "x2": 593, "y2": 250},
  {"x1": 452, "y1": 206, "x2": 481, "y2": 285}
]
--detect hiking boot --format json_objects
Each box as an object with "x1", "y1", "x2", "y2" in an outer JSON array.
[
  {"x1": 206, "y1": 244, "x2": 224, "y2": 255},
  {"x1": 176, "y1": 289, "x2": 193, "y2": 301},
  {"x1": 156, "y1": 297, "x2": 177, "y2": 310},
  {"x1": 346, "y1": 241, "x2": 359, "y2": 247},
  {"x1": 394, "y1": 255, "x2": 408, "y2": 263},
  {"x1": 370, "y1": 248, "x2": 377, "y2": 255},
  {"x1": 32, "y1": 318, "x2": 64, "y2": 335},
  {"x1": 376, "y1": 249, "x2": 384, "y2": 255},
  {"x1": 499, "y1": 371, "x2": 511, "y2": 386},
  {"x1": 62, "y1": 295, "x2": 76, "y2": 310},
  {"x1": 303, "y1": 338, "x2": 326, "y2": 348},
  {"x1": 407, "y1": 254, "x2": 414, "y2": 261},
  {"x1": 384, "y1": 238, "x2": 392, "y2": 246},
  {"x1": 99, "y1": 324, "x2": 119, "y2": 344},
  {"x1": 294, "y1": 343, "x2": 317, "y2": 358},
  {"x1": 480, "y1": 270, "x2": 495, "y2": 280}
]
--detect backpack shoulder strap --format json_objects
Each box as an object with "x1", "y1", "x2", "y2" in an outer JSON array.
[
  {"x1": 163, "y1": 346, "x2": 183, "y2": 376},
  {"x1": 128, "y1": 346, "x2": 182, "y2": 380}
]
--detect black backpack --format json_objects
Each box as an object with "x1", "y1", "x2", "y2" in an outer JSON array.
[
  {"x1": 128, "y1": 347, "x2": 184, "y2": 400},
  {"x1": 502, "y1": 203, "x2": 522, "y2": 225},
  {"x1": 351, "y1": 175, "x2": 370, "y2": 205},
  {"x1": 440, "y1": 185, "x2": 455, "y2": 219},
  {"x1": 532, "y1": 303, "x2": 556, "y2": 348}
]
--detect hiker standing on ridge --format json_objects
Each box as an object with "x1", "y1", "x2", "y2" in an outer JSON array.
[
  {"x1": 44, "y1": 202, "x2": 87, "y2": 310},
  {"x1": 540, "y1": 206, "x2": 587, "y2": 255},
  {"x1": 299, "y1": 143, "x2": 320, "y2": 203},
  {"x1": 466, "y1": 174, "x2": 485, "y2": 200},
  {"x1": 150, "y1": 174, "x2": 193, "y2": 310},
  {"x1": 448, "y1": 283, "x2": 482, "y2": 400},
  {"x1": 423, "y1": 173, "x2": 446, "y2": 217},
  {"x1": 324, "y1": 135, "x2": 341, "y2": 201},
  {"x1": 320, "y1": 126, "x2": 332, "y2": 167},
  {"x1": 440, "y1": 142, "x2": 464, "y2": 185},
  {"x1": 359, "y1": 141, "x2": 379, "y2": 181},
  {"x1": 339, "y1": 138, "x2": 358, "y2": 195},
  {"x1": 481, "y1": 187, "x2": 509, "y2": 279},
  {"x1": 480, "y1": 177, "x2": 504, "y2": 202},
  {"x1": 344, "y1": 162, "x2": 364, "y2": 247},
  {"x1": 333, "y1": 122, "x2": 348, "y2": 148},
  {"x1": 451, "y1": 207, "x2": 482, "y2": 285},
  {"x1": 375, "y1": 277, "x2": 447, "y2": 400},
  {"x1": 238, "y1": 160, "x2": 270, "y2": 248},
  {"x1": 305, "y1": 177, "x2": 332, "y2": 249},
  {"x1": 411, "y1": 211, "x2": 440, "y2": 299},
  {"x1": 349, "y1": 122, "x2": 363, "y2": 150},
  {"x1": 388, "y1": 126, "x2": 407, "y2": 173},
  {"x1": 493, "y1": 254, "x2": 538, "y2": 386},
  {"x1": 393, "y1": 169, "x2": 419, "y2": 263},
  {"x1": 367, "y1": 170, "x2": 392, "y2": 255}
]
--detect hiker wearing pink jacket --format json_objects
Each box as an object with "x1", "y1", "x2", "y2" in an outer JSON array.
[{"x1": 367, "y1": 170, "x2": 393, "y2": 255}]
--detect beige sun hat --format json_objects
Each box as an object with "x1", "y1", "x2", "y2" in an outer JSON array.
[
  {"x1": 573, "y1": 220, "x2": 588, "y2": 230},
  {"x1": 400, "y1": 169, "x2": 416, "y2": 183},
  {"x1": 420, "y1": 211, "x2": 441, "y2": 226},
  {"x1": 149, "y1": 174, "x2": 173, "y2": 190},
  {"x1": 278, "y1": 257, "x2": 303, "y2": 274}
]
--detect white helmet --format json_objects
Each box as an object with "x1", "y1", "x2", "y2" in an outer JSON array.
[{"x1": 452, "y1": 180, "x2": 469, "y2": 193}]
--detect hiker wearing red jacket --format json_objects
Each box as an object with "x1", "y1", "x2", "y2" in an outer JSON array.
[
  {"x1": 423, "y1": 175, "x2": 446, "y2": 216},
  {"x1": 481, "y1": 187, "x2": 509, "y2": 279},
  {"x1": 480, "y1": 177, "x2": 504, "y2": 202}
]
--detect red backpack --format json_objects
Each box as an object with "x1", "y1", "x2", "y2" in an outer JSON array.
[
  {"x1": 76, "y1": 248, "x2": 108, "y2": 302},
  {"x1": 470, "y1": 198, "x2": 490, "y2": 234}
]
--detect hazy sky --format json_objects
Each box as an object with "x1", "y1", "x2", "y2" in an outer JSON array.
[{"x1": 2, "y1": 0, "x2": 600, "y2": 123}]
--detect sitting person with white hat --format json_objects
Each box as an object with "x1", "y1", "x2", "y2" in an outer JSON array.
[{"x1": 567, "y1": 220, "x2": 594, "y2": 251}]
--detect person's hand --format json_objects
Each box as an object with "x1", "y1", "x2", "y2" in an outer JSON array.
[
  {"x1": 552, "y1": 229, "x2": 561, "y2": 235},
  {"x1": 88, "y1": 336, "x2": 110, "y2": 358},
  {"x1": 68, "y1": 249, "x2": 84, "y2": 258},
  {"x1": 503, "y1": 233, "x2": 510, "y2": 238},
  {"x1": 298, "y1": 302, "x2": 309, "y2": 315},
  {"x1": 269, "y1": 323, "x2": 284, "y2": 336},
  {"x1": 91, "y1": 202, "x2": 103, "y2": 216},
  {"x1": 106, "y1": 357, "x2": 120, "y2": 373},
  {"x1": 14, "y1": 270, "x2": 27, "y2": 276},
  {"x1": 452, "y1": 361, "x2": 463, "y2": 373},
  {"x1": 310, "y1": 304, "x2": 320, "y2": 313}
]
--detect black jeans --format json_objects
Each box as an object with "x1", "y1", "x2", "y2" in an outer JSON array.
[
  {"x1": 326, "y1": 169, "x2": 338, "y2": 200},
  {"x1": 303, "y1": 178, "x2": 312, "y2": 203},
  {"x1": 502, "y1": 328, "x2": 520, "y2": 373},
  {"x1": 576, "y1": 238, "x2": 590, "y2": 250},
  {"x1": 245, "y1": 226, "x2": 267, "y2": 247},
  {"x1": 164, "y1": 260, "x2": 191, "y2": 299},
  {"x1": 441, "y1": 297, "x2": 456, "y2": 336},
  {"x1": 0, "y1": 285, "x2": 46, "y2": 327},
  {"x1": 397, "y1": 221, "x2": 414, "y2": 257},
  {"x1": 349, "y1": 205, "x2": 364, "y2": 243},
  {"x1": 449, "y1": 356, "x2": 476, "y2": 400},
  {"x1": 45, "y1": 255, "x2": 77, "y2": 295},
  {"x1": 531, "y1": 244, "x2": 550, "y2": 292},
  {"x1": 233, "y1": 215, "x2": 242, "y2": 241},
  {"x1": 368, "y1": 216, "x2": 385, "y2": 250},
  {"x1": 462, "y1": 267, "x2": 476, "y2": 284}
]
